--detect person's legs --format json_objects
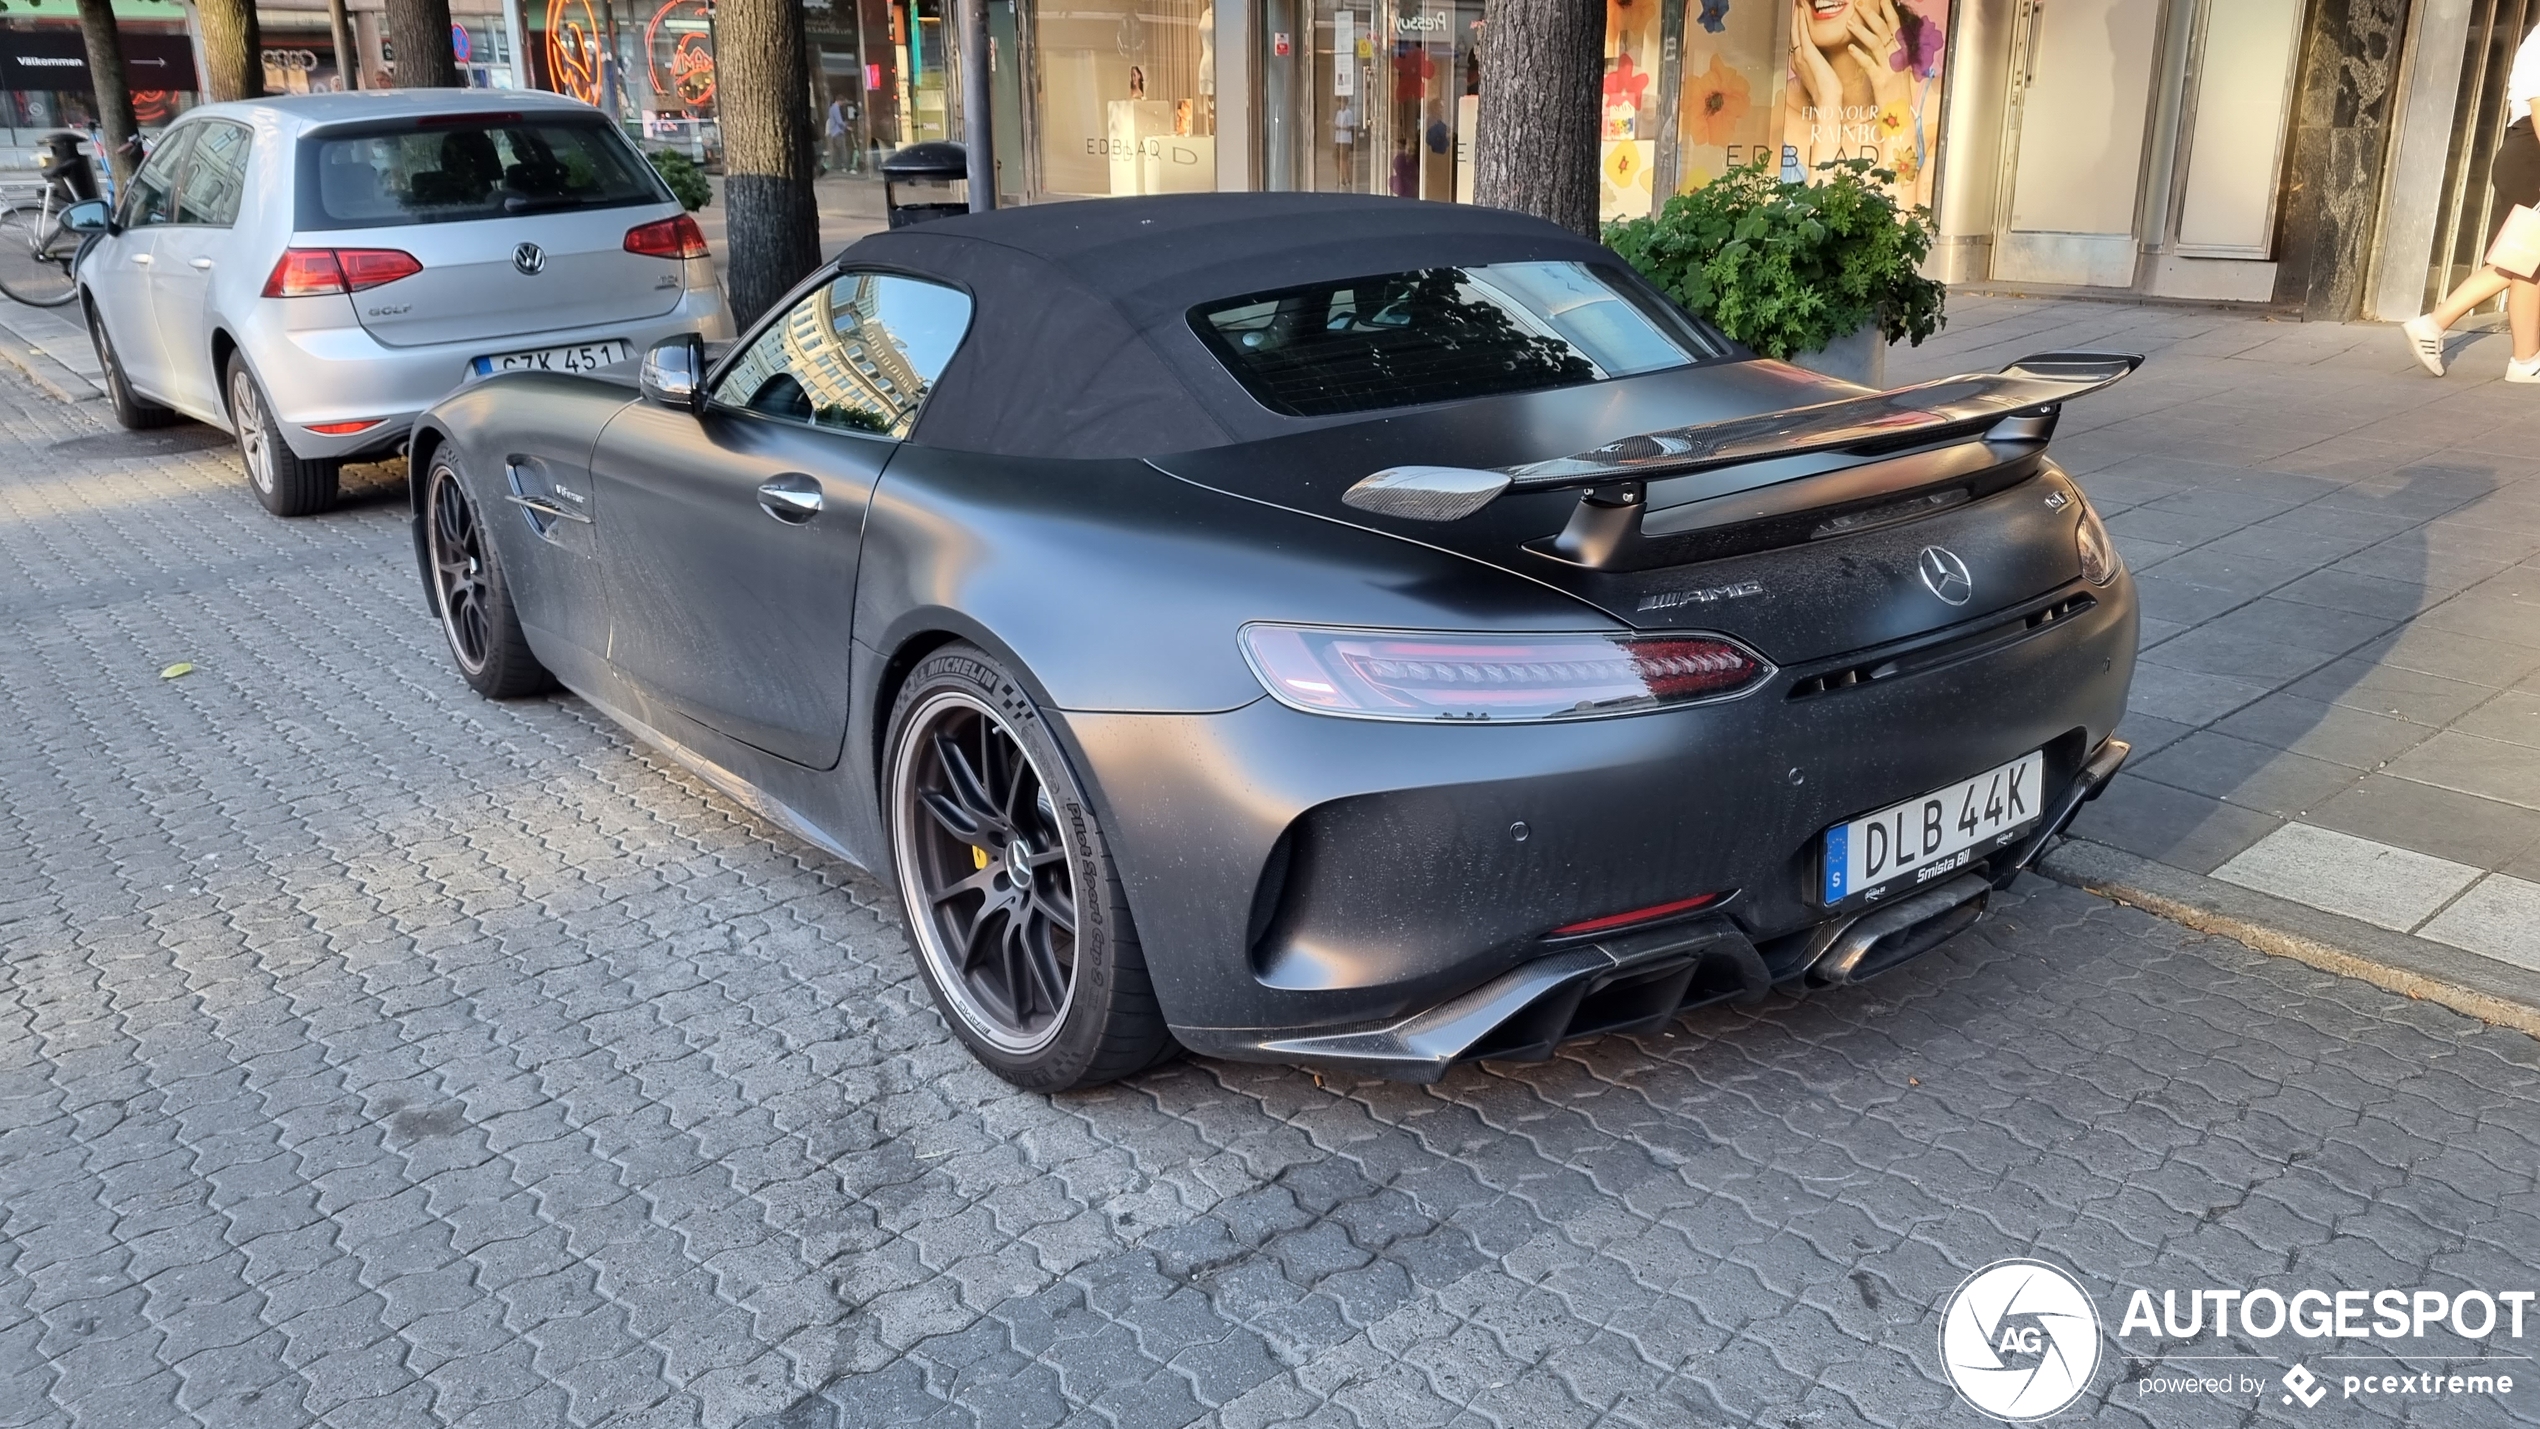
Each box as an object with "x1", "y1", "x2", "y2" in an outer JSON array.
[
  {"x1": 2510, "y1": 275, "x2": 2540, "y2": 360},
  {"x1": 2430, "y1": 265, "x2": 2513, "y2": 330},
  {"x1": 2404, "y1": 264, "x2": 2514, "y2": 376}
]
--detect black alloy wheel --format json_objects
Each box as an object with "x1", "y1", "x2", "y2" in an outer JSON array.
[
  {"x1": 899, "y1": 688, "x2": 1079, "y2": 1048},
  {"x1": 886, "y1": 645, "x2": 1170, "y2": 1089},
  {"x1": 424, "y1": 457, "x2": 551, "y2": 698}
]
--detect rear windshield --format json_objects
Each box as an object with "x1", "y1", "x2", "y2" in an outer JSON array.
[
  {"x1": 1192, "y1": 261, "x2": 1719, "y2": 418},
  {"x1": 297, "y1": 118, "x2": 668, "y2": 229}
]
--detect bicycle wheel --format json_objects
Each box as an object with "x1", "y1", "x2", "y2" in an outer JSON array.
[{"x1": 0, "y1": 206, "x2": 80, "y2": 308}]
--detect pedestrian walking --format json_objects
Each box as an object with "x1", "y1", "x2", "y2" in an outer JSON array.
[
  {"x1": 826, "y1": 96, "x2": 851, "y2": 174},
  {"x1": 2404, "y1": 19, "x2": 2540, "y2": 381}
]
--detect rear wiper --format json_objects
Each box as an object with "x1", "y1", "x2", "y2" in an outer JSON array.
[{"x1": 502, "y1": 194, "x2": 581, "y2": 214}]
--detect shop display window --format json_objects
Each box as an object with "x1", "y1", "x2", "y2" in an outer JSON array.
[{"x1": 1037, "y1": 0, "x2": 1214, "y2": 197}]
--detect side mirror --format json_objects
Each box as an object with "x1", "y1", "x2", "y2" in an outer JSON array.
[
  {"x1": 61, "y1": 198, "x2": 113, "y2": 235},
  {"x1": 639, "y1": 333, "x2": 704, "y2": 412}
]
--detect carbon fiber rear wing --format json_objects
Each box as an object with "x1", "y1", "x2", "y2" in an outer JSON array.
[{"x1": 1341, "y1": 352, "x2": 2143, "y2": 523}]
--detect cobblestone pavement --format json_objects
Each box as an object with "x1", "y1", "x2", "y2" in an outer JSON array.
[{"x1": 5, "y1": 363, "x2": 2540, "y2": 1429}]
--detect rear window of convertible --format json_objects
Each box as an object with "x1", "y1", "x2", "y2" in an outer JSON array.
[
  {"x1": 1191, "y1": 261, "x2": 1720, "y2": 417},
  {"x1": 298, "y1": 117, "x2": 667, "y2": 229}
]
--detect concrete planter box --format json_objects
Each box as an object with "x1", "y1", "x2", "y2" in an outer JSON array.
[{"x1": 1791, "y1": 321, "x2": 1886, "y2": 388}]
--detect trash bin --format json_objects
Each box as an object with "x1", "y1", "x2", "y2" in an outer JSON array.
[
  {"x1": 35, "y1": 133, "x2": 99, "y2": 201},
  {"x1": 881, "y1": 142, "x2": 970, "y2": 228}
]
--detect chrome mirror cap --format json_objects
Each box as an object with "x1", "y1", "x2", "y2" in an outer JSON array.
[{"x1": 639, "y1": 334, "x2": 704, "y2": 412}]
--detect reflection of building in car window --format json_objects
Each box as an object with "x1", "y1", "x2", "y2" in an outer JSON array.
[{"x1": 722, "y1": 274, "x2": 927, "y2": 434}]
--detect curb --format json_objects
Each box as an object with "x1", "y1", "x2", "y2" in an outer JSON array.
[
  {"x1": 2036, "y1": 837, "x2": 2540, "y2": 1038},
  {"x1": 0, "y1": 328, "x2": 101, "y2": 405}
]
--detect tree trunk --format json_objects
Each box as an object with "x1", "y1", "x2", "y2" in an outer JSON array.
[
  {"x1": 328, "y1": 0, "x2": 361, "y2": 89},
  {"x1": 384, "y1": 0, "x2": 462, "y2": 87},
  {"x1": 74, "y1": 0, "x2": 142, "y2": 187},
  {"x1": 193, "y1": 0, "x2": 264, "y2": 104},
  {"x1": 714, "y1": 0, "x2": 822, "y2": 328},
  {"x1": 1471, "y1": 0, "x2": 1603, "y2": 239}
]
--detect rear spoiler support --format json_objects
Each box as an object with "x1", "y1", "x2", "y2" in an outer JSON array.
[{"x1": 1341, "y1": 351, "x2": 2144, "y2": 532}]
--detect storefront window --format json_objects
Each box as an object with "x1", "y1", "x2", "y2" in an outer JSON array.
[
  {"x1": 2, "y1": 20, "x2": 198, "y2": 138},
  {"x1": 1599, "y1": 0, "x2": 1660, "y2": 220},
  {"x1": 1037, "y1": 0, "x2": 1214, "y2": 197},
  {"x1": 1669, "y1": 0, "x2": 1782, "y2": 195}
]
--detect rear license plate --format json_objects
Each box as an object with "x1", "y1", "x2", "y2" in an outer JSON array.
[
  {"x1": 471, "y1": 339, "x2": 631, "y2": 376},
  {"x1": 1820, "y1": 750, "x2": 2044, "y2": 907}
]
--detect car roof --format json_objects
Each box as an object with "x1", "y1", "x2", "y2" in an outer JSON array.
[
  {"x1": 837, "y1": 193, "x2": 1631, "y2": 460},
  {"x1": 180, "y1": 89, "x2": 603, "y2": 132}
]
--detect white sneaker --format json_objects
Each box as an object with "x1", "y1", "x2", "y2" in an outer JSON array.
[
  {"x1": 2402, "y1": 315, "x2": 2446, "y2": 376},
  {"x1": 2509, "y1": 353, "x2": 2540, "y2": 383}
]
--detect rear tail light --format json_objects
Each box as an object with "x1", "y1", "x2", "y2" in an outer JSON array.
[
  {"x1": 625, "y1": 213, "x2": 710, "y2": 260},
  {"x1": 1549, "y1": 892, "x2": 1723, "y2": 938},
  {"x1": 1238, "y1": 626, "x2": 1768, "y2": 722},
  {"x1": 262, "y1": 247, "x2": 421, "y2": 297},
  {"x1": 2074, "y1": 491, "x2": 2121, "y2": 586},
  {"x1": 304, "y1": 419, "x2": 385, "y2": 435}
]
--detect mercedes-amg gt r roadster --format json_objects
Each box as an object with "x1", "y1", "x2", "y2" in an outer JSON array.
[{"x1": 410, "y1": 193, "x2": 2140, "y2": 1090}]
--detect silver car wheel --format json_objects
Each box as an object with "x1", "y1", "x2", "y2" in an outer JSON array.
[
  {"x1": 230, "y1": 367, "x2": 274, "y2": 494},
  {"x1": 890, "y1": 689, "x2": 1081, "y2": 1056}
]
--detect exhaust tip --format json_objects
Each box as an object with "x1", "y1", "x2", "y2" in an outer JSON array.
[{"x1": 1807, "y1": 875, "x2": 1992, "y2": 987}]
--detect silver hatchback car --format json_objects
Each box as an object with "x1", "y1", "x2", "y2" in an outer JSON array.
[{"x1": 75, "y1": 89, "x2": 732, "y2": 515}]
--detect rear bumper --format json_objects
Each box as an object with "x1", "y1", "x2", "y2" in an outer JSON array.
[
  {"x1": 237, "y1": 289, "x2": 732, "y2": 459},
  {"x1": 1061, "y1": 571, "x2": 2137, "y2": 1068}
]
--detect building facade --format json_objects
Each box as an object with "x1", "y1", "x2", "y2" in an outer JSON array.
[{"x1": 8, "y1": 0, "x2": 2529, "y2": 329}]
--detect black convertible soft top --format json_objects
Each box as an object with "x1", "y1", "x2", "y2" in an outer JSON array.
[{"x1": 827, "y1": 193, "x2": 1652, "y2": 460}]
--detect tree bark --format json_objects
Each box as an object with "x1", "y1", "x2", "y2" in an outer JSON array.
[
  {"x1": 1471, "y1": 0, "x2": 1604, "y2": 239},
  {"x1": 74, "y1": 0, "x2": 142, "y2": 187},
  {"x1": 328, "y1": 0, "x2": 361, "y2": 89},
  {"x1": 384, "y1": 0, "x2": 462, "y2": 87},
  {"x1": 714, "y1": 0, "x2": 822, "y2": 328},
  {"x1": 193, "y1": 0, "x2": 264, "y2": 104}
]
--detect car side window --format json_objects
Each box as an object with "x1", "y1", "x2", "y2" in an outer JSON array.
[
  {"x1": 174, "y1": 121, "x2": 252, "y2": 227},
  {"x1": 118, "y1": 125, "x2": 195, "y2": 230},
  {"x1": 709, "y1": 271, "x2": 972, "y2": 438}
]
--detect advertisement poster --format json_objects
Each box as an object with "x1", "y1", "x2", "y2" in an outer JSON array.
[{"x1": 1783, "y1": 0, "x2": 1948, "y2": 206}]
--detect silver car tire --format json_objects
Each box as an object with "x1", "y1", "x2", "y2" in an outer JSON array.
[
  {"x1": 224, "y1": 354, "x2": 339, "y2": 518},
  {"x1": 85, "y1": 301, "x2": 176, "y2": 431}
]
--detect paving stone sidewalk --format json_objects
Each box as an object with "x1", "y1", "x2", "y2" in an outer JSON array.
[
  {"x1": 5, "y1": 333, "x2": 2540, "y2": 1427},
  {"x1": 1890, "y1": 301, "x2": 2540, "y2": 976}
]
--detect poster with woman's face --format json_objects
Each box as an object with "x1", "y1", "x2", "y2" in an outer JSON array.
[{"x1": 1783, "y1": 0, "x2": 1946, "y2": 207}]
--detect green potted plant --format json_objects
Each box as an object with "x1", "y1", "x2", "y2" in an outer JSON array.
[
  {"x1": 1605, "y1": 157, "x2": 1946, "y2": 387},
  {"x1": 650, "y1": 150, "x2": 714, "y2": 212}
]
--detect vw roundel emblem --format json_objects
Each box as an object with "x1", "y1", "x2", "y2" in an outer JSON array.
[
  {"x1": 512, "y1": 242, "x2": 546, "y2": 276},
  {"x1": 1918, "y1": 545, "x2": 1974, "y2": 606}
]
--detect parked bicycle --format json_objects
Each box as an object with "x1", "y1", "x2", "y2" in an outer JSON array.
[{"x1": 0, "y1": 134, "x2": 102, "y2": 308}]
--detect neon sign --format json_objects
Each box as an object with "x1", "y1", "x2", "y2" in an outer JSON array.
[
  {"x1": 645, "y1": 0, "x2": 715, "y2": 111},
  {"x1": 543, "y1": 0, "x2": 603, "y2": 105}
]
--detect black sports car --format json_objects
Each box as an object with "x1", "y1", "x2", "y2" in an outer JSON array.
[{"x1": 410, "y1": 193, "x2": 2139, "y2": 1091}]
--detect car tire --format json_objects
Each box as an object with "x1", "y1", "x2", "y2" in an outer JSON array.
[
  {"x1": 423, "y1": 452, "x2": 555, "y2": 699},
  {"x1": 885, "y1": 644, "x2": 1173, "y2": 1091},
  {"x1": 225, "y1": 353, "x2": 339, "y2": 517},
  {"x1": 86, "y1": 301, "x2": 175, "y2": 431}
]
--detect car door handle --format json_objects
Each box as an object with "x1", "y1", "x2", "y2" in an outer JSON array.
[
  {"x1": 189, "y1": 257, "x2": 213, "y2": 270},
  {"x1": 757, "y1": 473, "x2": 822, "y2": 524}
]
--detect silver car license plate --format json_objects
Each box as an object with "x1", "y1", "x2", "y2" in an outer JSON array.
[
  {"x1": 1821, "y1": 750, "x2": 2044, "y2": 907},
  {"x1": 472, "y1": 340, "x2": 632, "y2": 377}
]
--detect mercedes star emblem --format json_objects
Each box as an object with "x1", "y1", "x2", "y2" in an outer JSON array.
[
  {"x1": 512, "y1": 242, "x2": 546, "y2": 276},
  {"x1": 1918, "y1": 546, "x2": 1973, "y2": 606}
]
